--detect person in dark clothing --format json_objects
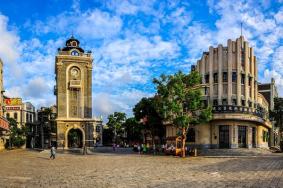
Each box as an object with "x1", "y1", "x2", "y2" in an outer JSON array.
[{"x1": 50, "y1": 146, "x2": 56, "y2": 160}]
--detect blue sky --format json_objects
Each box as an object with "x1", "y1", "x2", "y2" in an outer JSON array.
[{"x1": 0, "y1": 0, "x2": 283, "y2": 120}]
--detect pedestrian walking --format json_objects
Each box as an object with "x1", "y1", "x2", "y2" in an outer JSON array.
[
  {"x1": 112, "y1": 143, "x2": 116, "y2": 151},
  {"x1": 153, "y1": 144, "x2": 156, "y2": 155},
  {"x1": 143, "y1": 144, "x2": 147, "y2": 154},
  {"x1": 137, "y1": 144, "x2": 141, "y2": 155},
  {"x1": 50, "y1": 145, "x2": 56, "y2": 160}
]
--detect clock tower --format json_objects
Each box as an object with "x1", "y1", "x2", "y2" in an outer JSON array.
[{"x1": 54, "y1": 36, "x2": 102, "y2": 150}]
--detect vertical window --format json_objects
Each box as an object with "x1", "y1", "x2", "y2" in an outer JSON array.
[
  {"x1": 96, "y1": 126, "x2": 101, "y2": 132},
  {"x1": 242, "y1": 100, "x2": 245, "y2": 106},
  {"x1": 222, "y1": 99, "x2": 227, "y2": 105},
  {"x1": 213, "y1": 99, "x2": 218, "y2": 106},
  {"x1": 223, "y1": 72, "x2": 228, "y2": 82},
  {"x1": 248, "y1": 101, "x2": 252, "y2": 107},
  {"x1": 241, "y1": 74, "x2": 245, "y2": 84},
  {"x1": 213, "y1": 73, "x2": 218, "y2": 83},
  {"x1": 204, "y1": 87, "x2": 208, "y2": 95},
  {"x1": 205, "y1": 74, "x2": 209, "y2": 83},
  {"x1": 26, "y1": 113, "x2": 29, "y2": 122},
  {"x1": 6, "y1": 113, "x2": 10, "y2": 118},
  {"x1": 248, "y1": 77, "x2": 252, "y2": 86},
  {"x1": 14, "y1": 112, "x2": 17, "y2": 120},
  {"x1": 232, "y1": 72, "x2": 237, "y2": 82},
  {"x1": 71, "y1": 41, "x2": 77, "y2": 47},
  {"x1": 232, "y1": 99, "x2": 237, "y2": 106}
]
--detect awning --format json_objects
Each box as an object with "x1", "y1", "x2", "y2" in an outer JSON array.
[{"x1": 0, "y1": 116, "x2": 9, "y2": 131}]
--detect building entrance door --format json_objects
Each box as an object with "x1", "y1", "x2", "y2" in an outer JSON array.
[
  {"x1": 252, "y1": 127, "x2": 256, "y2": 148},
  {"x1": 68, "y1": 129, "x2": 83, "y2": 148},
  {"x1": 219, "y1": 125, "x2": 230, "y2": 148},
  {"x1": 238, "y1": 126, "x2": 247, "y2": 148}
]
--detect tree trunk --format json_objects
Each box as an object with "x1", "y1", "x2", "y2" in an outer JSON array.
[{"x1": 182, "y1": 127, "x2": 186, "y2": 158}]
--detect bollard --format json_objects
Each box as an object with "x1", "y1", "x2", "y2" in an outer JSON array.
[{"x1": 194, "y1": 148, "x2": 197, "y2": 157}]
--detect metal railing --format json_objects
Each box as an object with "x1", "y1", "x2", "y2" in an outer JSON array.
[{"x1": 212, "y1": 105, "x2": 269, "y2": 120}]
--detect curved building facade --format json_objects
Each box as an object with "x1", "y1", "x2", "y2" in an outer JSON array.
[{"x1": 166, "y1": 36, "x2": 272, "y2": 149}]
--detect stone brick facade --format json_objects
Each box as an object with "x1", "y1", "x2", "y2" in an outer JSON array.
[{"x1": 55, "y1": 36, "x2": 102, "y2": 149}]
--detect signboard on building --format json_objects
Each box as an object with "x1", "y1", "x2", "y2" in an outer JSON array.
[
  {"x1": 5, "y1": 106, "x2": 21, "y2": 111},
  {"x1": 0, "y1": 117, "x2": 9, "y2": 131},
  {"x1": 4, "y1": 98, "x2": 22, "y2": 105}
]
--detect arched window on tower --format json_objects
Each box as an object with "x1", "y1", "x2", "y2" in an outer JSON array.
[
  {"x1": 71, "y1": 50, "x2": 79, "y2": 56},
  {"x1": 14, "y1": 112, "x2": 18, "y2": 121},
  {"x1": 71, "y1": 41, "x2": 77, "y2": 47}
]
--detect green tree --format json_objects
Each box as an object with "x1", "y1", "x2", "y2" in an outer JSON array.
[
  {"x1": 153, "y1": 70, "x2": 212, "y2": 157},
  {"x1": 7, "y1": 118, "x2": 26, "y2": 148},
  {"x1": 270, "y1": 98, "x2": 283, "y2": 148},
  {"x1": 123, "y1": 117, "x2": 143, "y2": 143},
  {"x1": 133, "y1": 97, "x2": 165, "y2": 144},
  {"x1": 106, "y1": 112, "x2": 127, "y2": 144}
]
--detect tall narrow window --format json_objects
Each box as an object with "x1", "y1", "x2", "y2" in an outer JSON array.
[
  {"x1": 14, "y1": 112, "x2": 18, "y2": 121},
  {"x1": 204, "y1": 87, "x2": 208, "y2": 95},
  {"x1": 213, "y1": 73, "x2": 218, "y2": 83},
  {"x1": 232, "y1": 72, "x2": 237, "y2": 82},
  {"x1": 223, "y1": 72, "x2": 228, "y2": 82},
  {"x1": 248, "y1": 77, "x2": 252, "y2": 86},
  {"x1": 26, "y1": 113, "x2": 29, "y2": 122},
  {"x1": 205, "y1": 74, "x2": 209, "y2": 83},
  {"x1": 213, "y1": 99, "x2": 218, "y2": 106},
  {"x1": 232, "y1": 99, "x2": 237, "y2": 106},
  {"x1": 241, "y1": 74, "x2": 245, "y2": 84},
  {"x1": 242, "y1": 100, "x2": 245, "y2": 106}
]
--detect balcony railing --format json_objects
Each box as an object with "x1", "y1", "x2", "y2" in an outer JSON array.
[
  {"x1": 69, "y1": 80, "x2": 81, "y2": 88},
  {"x1": 212, "y1": 105, "x2": 269, "y2": 120}
]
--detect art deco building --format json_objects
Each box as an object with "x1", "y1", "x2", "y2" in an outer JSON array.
[
  {"x1": 4, "y1": 99, "x2": 35, "y2": 128},
  {"x1": 0, "y1": 59, "x2": 9, "y2": 151},
  {"x1": 166, "y1": 36, "x2": 272, "y2": 149},
  {"x1": 54, "y1": 36, "x2": 102, "y2": 149}
]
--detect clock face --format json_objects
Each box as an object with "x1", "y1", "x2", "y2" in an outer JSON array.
[{"x1": 71, "y1": 68, "x2": 79, "y2": 78}]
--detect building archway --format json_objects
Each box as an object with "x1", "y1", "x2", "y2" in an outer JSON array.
[{"x1": 67, "y1": 128, "x2": 84, "y2": 148}]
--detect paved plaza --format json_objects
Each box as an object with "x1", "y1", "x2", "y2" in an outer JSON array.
[{"x1": 0, "y1": 149, "x2": 283, "y2": 188}]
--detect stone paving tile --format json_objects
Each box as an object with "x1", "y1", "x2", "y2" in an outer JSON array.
[{"x1": 0, "y1": 150, "x2": 282, "y2": 188}]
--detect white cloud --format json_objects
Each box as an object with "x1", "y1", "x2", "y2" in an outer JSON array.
[
  {"x1": 32, "y1": 9, "x2": 122, "y2": 40},
  {"x1": 77, "y1": 10, "x2": 122, "y2": 39},
  {"x1": 23, "y1": 77, "x2": 52, "y2": 98},
  {"x1": 0, "y1": 14, "x2": 20, "y2": 64},
  {"x1": 275, "y1": 8, "x2": 283, "y2": 24},
  {"x1": 92, "y1": 34, "x2": 179, "y2": 87},
  {"x1": 93, "y1": 90, "x2": 153, "y2": 120},
  {"x1": 107, "y1": 0, "x2": 139, "y2": 15}
]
